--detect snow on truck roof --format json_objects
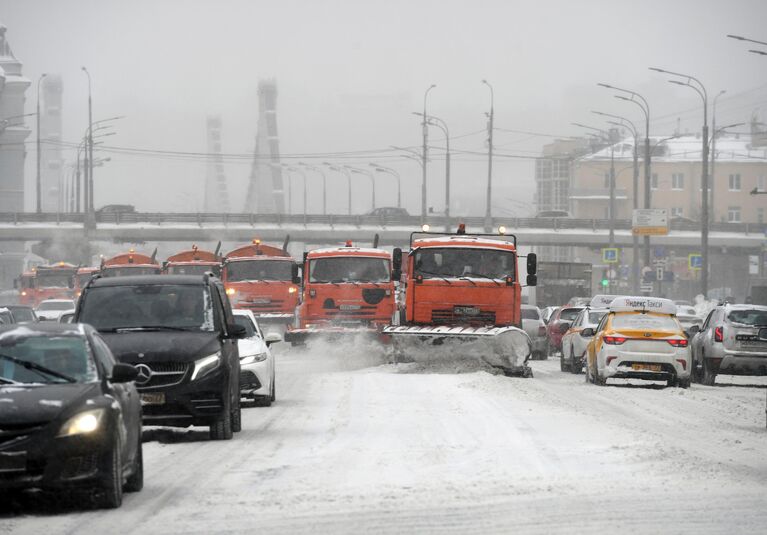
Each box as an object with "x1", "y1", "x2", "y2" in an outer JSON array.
[
  {"x1": 609, "y1": 296, "x2": 677, "y2": 315},
  {"x1": 307, "y1": 247, "x2": 391, "y2": 258},
  {"x1": 412, "y1": 235, "x2": 516, "y2": 250}
]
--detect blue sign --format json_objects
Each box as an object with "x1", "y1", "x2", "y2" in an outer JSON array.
[
  {"x1": 688, "y1": 254, "x2": 703, "y2": 270},
  {"x1": 602, "y1": 248, "x2": 619, "y2": 264},
  {"x1": 654, "y1": 246, "x2": 666, "y2": 258}
]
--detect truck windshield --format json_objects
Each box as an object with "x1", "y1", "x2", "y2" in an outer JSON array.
[
  {"x1": 225, "y1": 260, "x2": 292, "y2": 282},
  {"x1": 167, "y1": 264, "x2": 222, "y2": 277},
  {"x1": 309, "y1": 257, "x2": 390, "y2": 283},
  {"x1": 102, "y1": 266, "x2": 161, "y2": 277},
  {"x1": 36, "y1": 273, "x2": 74, "y2": 288},
  {"x1": 79, "y1": 284, "x2": 215, "y2": 332},
  {"x1": 414, "y1": 247, "x2": 515, "y2": 280},
  {"x1": 76, "y1": 273, "x2": 95, "y2": 288}
]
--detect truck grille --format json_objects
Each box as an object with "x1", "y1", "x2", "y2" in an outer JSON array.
[
  {"x1": 137, "y1": 362, "x2": 189, "y2": 389},
  {"x1": 431, "y1": 309, "x2": 496, "y2": 325}
]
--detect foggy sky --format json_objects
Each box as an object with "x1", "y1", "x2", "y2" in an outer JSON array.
[{"x1": 3, "y1": 0, "x2": 766, "y2": 216}]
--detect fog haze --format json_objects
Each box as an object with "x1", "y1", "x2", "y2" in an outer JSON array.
[{"x1": 3, "y1": 0, "x2": 766, "y2": 215}]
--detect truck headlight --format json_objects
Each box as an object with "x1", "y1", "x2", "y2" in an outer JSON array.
[
  {"x1": 191, "y1": 352, "x2": 221, "y2": 380},
  {"x1": 288, "y1": 286, "x2": 297, "y2": 294},
  {"x1": 240, "y1": 352, "x2": 268, "y2": 365},
  {"x1": 226, "y1": 288, "x2": 236, "y2": 296},
  {"x1": 58, "y1": 408, "x2": 106, "y2": 437}
]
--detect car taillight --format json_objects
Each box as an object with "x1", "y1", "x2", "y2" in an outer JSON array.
[
  {"x1": 667, "y1": 339, "x2": 688, "y2": 347},
  {"x1": 714, "y1": 326, "x2": 723, "y2": 342},
  {"x1": 538, "y1": 326, "x2": 546, "y2": 337},
  {"x1": 603, "y1": 335, "x2": 626, "y2": 345}
]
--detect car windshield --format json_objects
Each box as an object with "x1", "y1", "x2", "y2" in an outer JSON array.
[
  {"x1": 167, "y1": 264, "x2": 222, "y2": 277},
  {"x1": 102, "y1": 266, "x2": 161, "y2": 277},
  {"x1": 226, "y1": 260, "x2": 292, "y2": 282},
  {"x1": 79, "y1": 284, "x2": 215, "y2": 332},
  {"x1": 558, "y1": 308, "x2": 582, "y2": 322},
  {"x1": 611, "y1": 313, "x2": 679, "y2": 331},
  {"x1": 36, "y1": 273, "x2": 73, "y2": 288},
  {"x1": 310, "y1": 257, "x2": 390, "y2": 283},
  {"x1": 587, "y1": 311, "x2": 607, "y2": 324},
  {"x1": 38, "y1": 301, "x2": 75, "y2": 311},
  {"x1": 0, "y1": 334, "x2": 97, "y2": 383},
  {"x1": 414, "y1": 247, "x2": 515, "y2": 280},
  {"x1": 677, "y1": 306, "x2": 697, "y2": 316},
  {"x1": 233, "y1": 315, "x2": 258, "y2": 338},
  {"x1": 521, "y1": 308, "x2": 540, "y2": 320},
  {"x1": 727, "y1": 309, "x2": 767, "y2": 326}
]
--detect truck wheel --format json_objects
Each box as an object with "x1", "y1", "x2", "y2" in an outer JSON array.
[{"x1": 702, "y1": 358, "x2": 717, "y2": 386}]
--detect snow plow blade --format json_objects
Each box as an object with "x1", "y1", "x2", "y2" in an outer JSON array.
[
  {"x1": 382, "y1": 325, "x2": 533, "y2": 377},
  {"x1": 284, "y1": 326, "x2": 386, "y2": 346}
]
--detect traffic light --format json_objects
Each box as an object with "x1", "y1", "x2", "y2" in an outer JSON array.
[{"x1": 601, "y1": 278, "x2": 609, "y2": 288}]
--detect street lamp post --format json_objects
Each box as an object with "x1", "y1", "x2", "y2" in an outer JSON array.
[
  {"x1": 727, "y1": 34, "x2": 767, "y2": 56},
  {"x1": 81, "y1": 67, "x2": 93, "y2": 217},
  {"x1": 710, "y1": 90, "x2": 726, "y2": 222},
  {"x1": 421, "y1": 84, "x2": 436, "y2": 222},
  {"x1": 369, "y1": 164, "x2": 402, "y2": 208},
  {"x1": 413, "y1": 112, "x2": 450, "y2": 220},
  {"x1": 299, "y1": 162, "x2": 327, "y2": 215},
  {"x1": 598, "y1": 83, "x2": 652, "y2": 272},
  {"x1": 482, "y1": 79, "x2": 494, "y2": 232},
  {"x1": 36, "y1": 73, "x2": 47, "y2": 213},
  {"x1": 593, "y1": 110, "x2": 640, "y2": 294},
  {"x1": 324, "y1": 162, "x2": 352, "y2": 214},
  {"x1": 348, "y1": 166, "x2": 376, "y2": 211},
  {"x1": 649, "y1": 67, "x2": 709, "y2": 297}
]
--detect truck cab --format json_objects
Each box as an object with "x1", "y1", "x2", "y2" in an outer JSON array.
[
  {"x1": 101, "y1": 250, "x2": 161, "y2": 277},
  {"x1": 164, "y1": 245, "x2": 222, "y2": 278},
  {"x1": 32, "y1": 262, "x2": 77, "y2": 305}
]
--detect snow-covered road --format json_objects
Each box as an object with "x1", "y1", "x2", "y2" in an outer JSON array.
[{"x1": 4, "y1": 344, "x2": 767, "y2": 534}]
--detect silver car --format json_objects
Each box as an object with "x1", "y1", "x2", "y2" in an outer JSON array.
[
  {"x1": 560, "y1": 307, "x2": 608, "y2": 374},
  {"x1": 676, "y1": 305, "x2": 702, "y2": 337},
  {"x1": 690, "y1": 304, "x2": 767, "y2": 385},
  {"x1": 521, "y1": 305, "x2": 547, "y2": 360}
]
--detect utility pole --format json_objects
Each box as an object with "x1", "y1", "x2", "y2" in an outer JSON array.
[
  {"x1": 710, "y1": 90, "x2": 726, "y2": 224},
  {"x1": 482, "y1": 79, "x2": 494, "y2": 232},
  {"x1": 36, "y1": 73, "x2": 47, "y2": 213},
  {"x1": 82, "y1": 67, "x2": 94, "y2": 219},
  {"x1": 421, "y1": 84, "x2": 436, "y2": 223}
]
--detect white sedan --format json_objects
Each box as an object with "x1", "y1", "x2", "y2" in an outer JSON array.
[
  {"x1": 233, "y1": 309, "x2": 280, "y2": 406},
  {"x1": 560, "y1": 308, "x2": 608, "y2": 373},
  {"x1": 35, "y1": 299, "x2": 76, "y2": 321}
]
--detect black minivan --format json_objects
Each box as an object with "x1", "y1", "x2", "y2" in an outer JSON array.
[{"x1": 75, "y1": 274, "x2": 245, "y2": 440}]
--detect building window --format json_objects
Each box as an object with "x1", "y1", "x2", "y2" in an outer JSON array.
[
  {"x1": 728, "y1": 173, "x2": 741, "y2": 191},
  {"x1": 672, "y1": 173, "x2": 684, "y2": 190},
  {"x1": 758, "y1": 175, "x2": 766, "y2": 192},
  {"x1": 758, "y1": 208, "x2": 765, "y2": 224},
  {"x1": 651, "y1": 173, "x2": 658, "y2": 190},
  {"x1": 727, "y1": 206, "x2": 741, "y2": 223},
  {"x1": 671, "y1": 207, "x2": 684, "y2": 218}
]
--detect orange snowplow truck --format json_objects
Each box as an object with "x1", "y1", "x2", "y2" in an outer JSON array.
[
  {"x1": 73, "y1": 266, "x2": 99, "y2": 298},
  {"x1": 100, "y1": 249, "x2": 162, "y2": 277},
  {"x1": 18, "y1": 262, "x2": 77, "y2": 306},
  {"x1": 383, "y1": 224, "x2": 538, "y2": 377},
  {"x1": 222, "y1": 238, "x2": 299, "y2": 328},
  {"x1": 284, "y1": 239, "x2": 396, "y2": 344},
  {"x1": 164, "y1": 244, "x2": 223, "y2": 277}
]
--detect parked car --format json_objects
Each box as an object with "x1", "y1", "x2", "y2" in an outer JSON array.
[
  {"x1": 35, "y1": 299, "x2": 76, "y2": 322},
  {"x1": 0, "y1": 307, "x2": 13, "y2": 325},
  {"x1": 367, "y1": 206, "x2": 409, "y2": 218},
  {"x1": 96, "y1": 204, "x2": 136, "y2": 214},
  {"x1": 676, "y1": 305, "x2": 702, "y2": 336},
  {"x1": 0, "y1": 322, "x2": 142, "y2": 508},
  {"x1": 0, "y1": 304, "x2": 38, "y2": 323},
  {"x1": 560, "y1": 307, "x2": 608, "y2": 373},
  {"x1": 75, "y1": 274, "x2": 246, "y2": 440},
  {"x1": 690, "y1": 304, "x2": 767, "y2": 385},
  {"x1": 545, "y1": 306, "x2": 585, "y2": 356},
  {"x1": 520, "y1": 304, "x2": 547, "y2": 360},
  {"x1": 233, "y1": 309, "x2": 280, "y2": 405}
]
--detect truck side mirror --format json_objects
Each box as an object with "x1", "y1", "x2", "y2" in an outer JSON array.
[
  {"x1": 291, "y1": 262, "x2": 302, "y2": 285},
  {"x1": 527, "y1": 253, "x2": 537, "y2": 275},
  {"x1": 526, "y1": 274, "x2": 537, "y2": 287},
  {"x1": 392, "y1": 248, "x2": 402, "y2": 281}
]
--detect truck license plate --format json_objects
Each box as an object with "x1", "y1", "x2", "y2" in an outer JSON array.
[
  {"x1": 631, "y1": 363, "x2": 661, "y2": 372},
  {"x1": 454, "y1": 306, "x2": 480, "y2": 316},
  {"x1": 251, "y1": 298, "x2": 271, "y2": 304},
  {"x1": 339, "y1": 304, "x2": 361, "y2": 311},
  {"x1": 140, "y1": 393, "x2": 165, "y2": 405}
]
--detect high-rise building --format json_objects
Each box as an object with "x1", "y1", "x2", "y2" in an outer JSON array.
[
  {"x1": 40, "y1": 74, "x2": 63, "y2": 212},
  {"x1": 244, "y1": 79, "x2": 285, "y2": 213}
]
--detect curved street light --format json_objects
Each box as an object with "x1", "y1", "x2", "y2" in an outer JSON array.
[
  {"x1": 414, "y1": 112, "x2": 450, "y2": 219},
  {"x1": 421, "y1": 84, "x2": 436, "y2": 221},
  {"x1": 323, "y1": 162, "x2": 352, "y2": 214},
  {"x1": 299, "y1": 162, "x2": 327, "y2": 215},
  {"x1": 36, "y1": 73, "x2": 47, "y2": 213},
  {"x1": 369, "y1": 163, "x2": 401, "y2": 208},
  {"x1": 346, "y1": 166, "x2": 376, "y2": 211},
  {"x1": 481, "y1": 79, "x2": 494, "y2": 231}
]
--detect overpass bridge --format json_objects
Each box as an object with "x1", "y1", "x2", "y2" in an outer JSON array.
[{"x1": 0, "y1": 212, "x2": 764, "y2": 251}]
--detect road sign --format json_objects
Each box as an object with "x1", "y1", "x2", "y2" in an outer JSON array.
[
  {"x1": 602, "y1": 247, "x2": 619, "y2": 264},
  {"x1": 688, "y1": 253, "x2": 703, "y2": 271},
  {"x1": 656, "y1": 267, "x2": 664, "y2": 281},
  {"x1": 632, "y1": 209, "x2": 669, "y2": 236},
  {"x1": 641, "y1": 283, "x2": 654, "y2": 293}
]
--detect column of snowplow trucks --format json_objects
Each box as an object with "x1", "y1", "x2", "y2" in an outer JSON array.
[{"x1": 13, "y1": 225, "x2": 539, "y2": 374}]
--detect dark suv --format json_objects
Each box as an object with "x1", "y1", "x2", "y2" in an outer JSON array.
[{"x1": 75, "y1": 274, "x2": 245, "y2": 440}]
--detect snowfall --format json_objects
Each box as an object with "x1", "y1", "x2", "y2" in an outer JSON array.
[{"x1": 2, "y1": 338, "x2": 767, "y2": 535}]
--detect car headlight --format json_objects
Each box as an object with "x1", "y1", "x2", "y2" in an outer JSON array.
[
  {"x1": 191, "y1": 352, "x2": 221, "y2": 380},
  {"x1": 58, "y1": 408, "x2": 106, "y2": 437},
  {"x1": 240, "y1": 352, "x2": 268, "y2": 365}
]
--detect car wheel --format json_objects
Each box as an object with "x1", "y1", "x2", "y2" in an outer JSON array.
[
  {"x1": 677, "y1": 377, "x2": 691, "y2": 389},
  {"x1": 570, "y1": 348, "x2": 581, "y2": 374},
  {"x1": 702, "y1": 358, "x2": 717, "y2": 386},
  {"x1": 124, "y1": 435, "x2": 143, "y2": 493},
  {"x1": 270, "y1": 375, "x2": 276, "y2": 402},
  {"x1": 98, "y1": 438, "x2": 124, "y2": 509},
  {"x1": 210, "y1": 402, "x2": 233, "y2": 440},
  {"x1": 231, "y1": 399, "x2": 242, "y2": 433},
  {"x1": 559, "y1": 353, "x2": 567, "y2": 371}
]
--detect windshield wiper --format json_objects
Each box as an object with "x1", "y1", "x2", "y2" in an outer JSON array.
[
  {"x1": 463, "y1": 273, "x2": 502, "y2": 286},
  {"x1": 0, "y1": 376, "x2": 22, "y2": 385},
  {"x1": 416, "y1": 270, "x2": 452, "y2": 285},
  {"x1": 0, "y1": 353, "x2": 76, "y2": 383},
  {"x1": 115, "y1": 326, "x2": 193, "y2": 332}
]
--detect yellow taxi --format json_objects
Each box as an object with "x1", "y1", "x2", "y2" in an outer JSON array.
[{"x1": 584, "y1": 296, "x2": 691, "y2": 388}]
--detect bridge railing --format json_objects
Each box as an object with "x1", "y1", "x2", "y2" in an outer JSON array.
[{"x1": 0, "y1": 212, "x2": 764, "y2": 235}]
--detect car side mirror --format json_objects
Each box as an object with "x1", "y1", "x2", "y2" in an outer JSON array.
[
  {"x1": 392, "y1": 248, "x2": 402, "y2": 281},
  {"x1": 527, "y1": 253, "x2": 537, "y2": 275},
  {"x1": 292, "y1": 262, "x2": 302, "y2": 285},
  {"x1": 227, "y1": 323, "x2": 248, "y2": 339},
  {"x1": 558, "y1": 322, "x2": 570, "y2": 334},
  {"x1": 687, "y1": 325, "x2": 700, "y2": 336},
  {"x1": 526, "y1": 274, "x2": 537, "y2": 287},
  {"x1": 580, "y1": 327, "x2": 595, "y2": 337},
  {"x1": 264, "y1": 332, "x2": 282, "y2": 346},
  {"x1": 110, "y1": 363, "x2": 139, "y2": 383}
]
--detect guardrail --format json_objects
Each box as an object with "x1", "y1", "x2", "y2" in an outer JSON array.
[{"x1": 0, "y1": 212, "x2": 764, "y2": 235}]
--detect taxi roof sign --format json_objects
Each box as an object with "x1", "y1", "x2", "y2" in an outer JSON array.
[
  {"x1": 590, "y1": 294, "x2": 626, "y2": 308},
  {"x1": 609, "y1": 296, "x2": 677, "y2": 315}
]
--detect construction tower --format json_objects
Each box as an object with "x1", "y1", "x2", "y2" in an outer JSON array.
[
  {"x1": 244, "y1": 79, "x2": 284, "y2": 213},
  {"x1": 204, "y1": 115, "x2": 230, "y2": 212}
]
